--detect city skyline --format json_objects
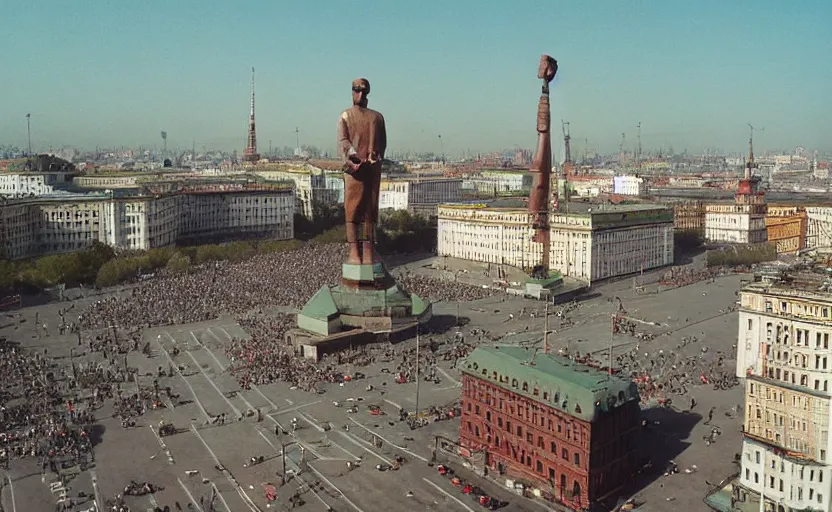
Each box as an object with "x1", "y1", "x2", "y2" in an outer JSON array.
[{"x1": 2, "y1": 1, "x2": 830, "y2": 155}]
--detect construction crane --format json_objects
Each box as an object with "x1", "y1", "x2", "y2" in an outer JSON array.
[
  {"x1": 619, "y1": 132, "x2": 626, "y2": 162},
  {"x1": 561, "y1": 120, "x2": 574, "y2": 176}
]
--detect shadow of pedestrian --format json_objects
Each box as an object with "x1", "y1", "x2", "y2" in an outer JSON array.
[{"x1": 87, "y1": 423, "x2": 106, "y2": 447}]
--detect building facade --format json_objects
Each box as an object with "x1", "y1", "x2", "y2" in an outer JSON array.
[
  {"x1": 705, "y1": 202, "x2": 768, "y2": 244},
  {"x1": 254, "y1": 167, "x2": 341, "y2": 219},
  {"x1": 765, "y1": 206, "x2": 807, "y2": 255},
  {"x1": 806, "y1": 206, "x2": 832, "y2": 250},
  {"x1": 459, "y1": 346, "x2": 640, "y2": 510},
  {"x1": 735, "y1": 270, "x2": 832, "y2": 512},
  {"x1": 0, "y1": 172, "x2": 74, "y2": 198},
  {"x1": 672, "y1": 200, "x2": 706, "y2": 235},
  {"x1": 379, "y1": 178, "x2": 462, "y2": 215},
  {"x1": 705, "y1": 165, "x2": 768, "y2": 244},
  {"x1": 612, "y1": 175, "x2": 646, "y2": 196},
  {"x1": 437, "y1": 204, "x2": 674, "y2": 283},
  {"x1": 464, "y1": 171, "x2": 533, "y2": 196},
  {"x1": 0, "y1": 187, "x2": 294, "y2": 259}
]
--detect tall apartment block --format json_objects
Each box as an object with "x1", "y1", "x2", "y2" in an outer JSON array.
[{"x1": 733, "y1": 267, "x2": 832, "y2": 511}]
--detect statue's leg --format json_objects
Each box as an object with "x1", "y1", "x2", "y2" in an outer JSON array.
[
  {"x1": 361, "y1": 222, "x2": 376, "y2": 265},
  {"x1": 345, "y1": 222, "x2": 361, "y2": 264}
]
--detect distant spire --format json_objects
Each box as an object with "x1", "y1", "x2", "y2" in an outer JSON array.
[
  {"x1": 244, "y1": 67, "x2": 260, "y2": 162},
  {"x1": 746, "y1": 123, "x2": 756, "y2": 180},
  {"x1": 250, "y1": 67, "x2": 256, "y2": 119}
]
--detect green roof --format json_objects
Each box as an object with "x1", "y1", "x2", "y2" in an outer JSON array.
[
  {"x1": 461, "y1": 346, "x2": 639, "y2": 423},
  {"x1": 300, "y1": 287, "x2": 339, "y2": 321},
  {"x1": 525, "y1": 272, "x2": 563, "y2": 288}
]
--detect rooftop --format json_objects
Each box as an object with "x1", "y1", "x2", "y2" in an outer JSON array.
[{"x1": 461, "y1": 345, "x2": 638, "y2": 423}]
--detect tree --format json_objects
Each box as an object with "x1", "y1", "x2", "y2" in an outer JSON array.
[{"x1": 165, "y1": 252, "x2": 191, "y2": 272}]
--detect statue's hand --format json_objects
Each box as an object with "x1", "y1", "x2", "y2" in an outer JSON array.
[{"x1": 344, "y1": 155, "x2": 364, "y2": 175}]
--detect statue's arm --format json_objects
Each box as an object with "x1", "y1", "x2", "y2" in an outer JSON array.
[
  {"x1": 376, "y1": 114, "x2": 387, "y2": 160},
  {"x1": 337, "y1": 112, "x2": 352, "y2": 162}
]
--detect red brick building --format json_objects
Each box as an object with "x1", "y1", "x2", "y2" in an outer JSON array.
[{"x1": 459, "y1": 346, "x2": 641, "y2": 510}]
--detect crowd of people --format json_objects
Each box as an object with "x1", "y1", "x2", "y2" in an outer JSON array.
[
  {"x1": 227, "y1": 313, "x2": 327, "y2": 392},
  {"x1": 0, "y1": 338, "x2": 95, "y2": 479},
  {"x1": 659, "y1": 265, "x2": 735, "y2": 289},
  {"x1": 79, "y1": 244, "x2": 497, "y2": 331}
]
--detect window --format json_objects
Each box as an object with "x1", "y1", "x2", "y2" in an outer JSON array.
[
  {"x1": 562, "y1": 448, "x2": 568, "y2": 460},
  {"x1": 574, "y1": 453, "x2": 580, "y2": 467},
  {"x1": 551, "y1": 441, "x2": 557, "y2": 454},
  {"x1": 536, "y1": 460, "x2": 543, "y2": 473}
]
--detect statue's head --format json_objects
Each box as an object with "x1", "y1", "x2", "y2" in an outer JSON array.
[
  {"x1": 538, "y1": 55, "x2": 558, "y2": 83},
  {"x1": 352, "y1": 78, "x2": 370, "y2": 108}
]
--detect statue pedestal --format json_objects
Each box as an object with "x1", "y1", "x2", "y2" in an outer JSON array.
[{"x1": 291, "y1": 260, "x2": 432, "y2": 361}]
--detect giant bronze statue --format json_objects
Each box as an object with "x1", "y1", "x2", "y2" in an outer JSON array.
[
  {"x1": 528, "y1": 55, "x2": 558, "y2": 277},
  {"x1": 295, "y1": 77, "x2": 430, "y2": 342},
  {"x1": 337, "y1": 78, "x2": 387, "y2": 265}
]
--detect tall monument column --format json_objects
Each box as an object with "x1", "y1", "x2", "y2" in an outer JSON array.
[{"x1": 528, "y1": 55, "x2": 558, "y2": 278}]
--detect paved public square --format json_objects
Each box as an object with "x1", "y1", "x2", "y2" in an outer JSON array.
[{"x1": 0, "y1": 254, "x2": 746, "y2": 512}]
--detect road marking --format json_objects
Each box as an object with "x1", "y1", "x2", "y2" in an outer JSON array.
[
  {"x1": 216, "y1": 326, "x2": 233, "y2": 340},
  {"x1": 189, "y1": 334, "x2": 262, "y2": 415},
  {"x1": 255, "y1": 428, "x2": 332, "y2": 510},
  {"x1": 210, "y1": 481, "x2": 232, "y2": 512},
  {"x1": 148, "y1": 424, "x2": 175, "y2": 464},
  {"x1": 191, "y1": 331, "x2": 228, "y2": 370},
  {"x1": 184, "y1": 350, "x2": 242, "y2": 418},
  {"x1": 383, "y1": 399, "x2": 402, "y2": 410},
  {"x1": 336, "y1": 431, "x2": 390, "y2": 464},
  {"x1": 295, "y1": 411, "x2": 325, "y2": 432},
  {"x1": 156, "y1": 332, "x2": 211, "y2": 422},
  {"x1": 435, "y1": 366, "x2": 461, "y2": 386},
  {"x1": 267, "y1": 400, "x2": 322, "y2": 417},
  {"x1": 177, "y1": 478, "x2": 205, "y2": 512},
  {"x1": 422, "y1": 478, "x2": 476, "y2": 512},
  {"x1": 188, "y1": 424, "x2": 259, "y2": 512},
  {"x1": 306, "y1": 462, "x2": 367, "y2": 512},
  {"x1": 347, "y1": 418, "x2": 428, "y2": 462},
  {"x1": 3, "y1": 472, "x2": 16, "y2": 512},
  {"x1": 90, "y1": 471, "x2": 103, "y2": 512}
]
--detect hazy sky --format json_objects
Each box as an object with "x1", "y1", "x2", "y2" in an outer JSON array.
[{"x1": 2, "y1": 0, "x2": 830, "y2": 156}]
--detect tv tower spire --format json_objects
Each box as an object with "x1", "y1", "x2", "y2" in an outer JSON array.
[{"x1": 244, "y1": 67, "x2": 260, "y2": 163}]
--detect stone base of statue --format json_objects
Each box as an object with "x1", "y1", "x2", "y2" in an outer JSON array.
[{"x1": 288, "y1": 261, "x2": 432, "y2": 361}]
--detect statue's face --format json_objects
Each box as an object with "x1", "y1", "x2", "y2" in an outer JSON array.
[
  {"x1": 352, "y1": 79, "x2": 370, "y2": 108},
  {"x1": 538, "y1": 56, "x2": 558, "y2": 83}
]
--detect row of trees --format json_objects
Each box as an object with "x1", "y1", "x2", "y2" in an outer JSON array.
[
  {"x1": 706, "y1": 242, "x2": 777, "y2": 267},
  {"x1": 0, "y1": 238, "x2": 304, "y2": 295}
]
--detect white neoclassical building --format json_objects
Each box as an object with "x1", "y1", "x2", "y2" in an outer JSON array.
[
  {"x1": 0, "y1": 186, "x2": 295, "y2": 259},
  {"x1": 613, "y1": 175, "x2": 647, "y2": 196},
  {"x1": 437, "y1": 203, "x2": 674, "y2": 283},
  {"x1": 735, "y1": 270, "x2": 832, "y2": 512},
  {"x1": 253, "y1": 166, "x2": 341, "y2": 219},
  {"x1": 379, "y1": 178, "x2": 462, "y2": 215},
  {"x1": 0, "y1": 172, "x2": 74, "y2": 198}
]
